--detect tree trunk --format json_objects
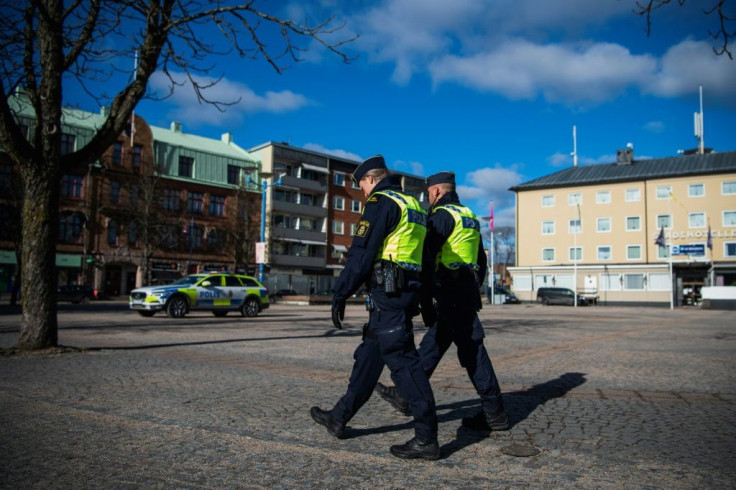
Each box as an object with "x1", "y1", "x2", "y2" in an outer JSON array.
[{"x1": 17, "y1": 161, "x2": 59, "y2": 349}]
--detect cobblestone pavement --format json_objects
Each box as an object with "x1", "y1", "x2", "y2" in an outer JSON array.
[{"x1": 1, "y1": 302, "x2": 734, "y2": 488}]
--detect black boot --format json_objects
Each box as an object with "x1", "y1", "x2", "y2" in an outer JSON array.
[
  {"x1": 461, "y1": 410, "x2": 510, "y2": 431},
  {"x1": 375, "y1": 382, "x2": 410, "y2": 415},
  {"x1": 390, "y1": 437, "x2": 440, "y2": 460},
  {"x1": 310, "y1": 406, "x2": 345, "y2": 439}
]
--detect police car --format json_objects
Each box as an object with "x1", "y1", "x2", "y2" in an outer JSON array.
[{"x1": 129, "y1": 273, "x2": 270, "y2": 318}]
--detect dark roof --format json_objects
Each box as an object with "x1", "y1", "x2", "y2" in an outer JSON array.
[{"x1": 510, "y1": 151, "x2": 736, "y2": 192}]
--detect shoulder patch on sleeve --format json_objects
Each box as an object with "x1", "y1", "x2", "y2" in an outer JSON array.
[
  {"x1": 355, "y1": 220, "x2": 370, "y2": 237},
  {"x1": 366, "y1": 196, "x2": 378, "y2": 203}
]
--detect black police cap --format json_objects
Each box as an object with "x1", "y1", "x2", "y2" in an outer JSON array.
[
  {"x1": 352, "y1": 155, "x2": 387, "y2": 183},
  {"x1": 425, "y1": 171, "x2": 455, "y2": 187}
]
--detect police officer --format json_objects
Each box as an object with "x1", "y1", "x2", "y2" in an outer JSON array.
[
  {"x1": 375, "y1": 171, "x2": 509, "y2": 431},
  {"x1": 310, "y1": 155, "x2": 440, "y2": 460}
]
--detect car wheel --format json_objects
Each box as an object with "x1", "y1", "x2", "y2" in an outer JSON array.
[
  {"x1": 212, "y1": 310, "x2": 228, "y2": 317},
  {"x1": 166, "y1": 296, "x2": 188, "y2": 318},
  {"x1": 241, "y1": 297, "x2": 260, "y2": 317},
  {"x1": 138, "y1": 311, "x2": 156, "y2": 317}
]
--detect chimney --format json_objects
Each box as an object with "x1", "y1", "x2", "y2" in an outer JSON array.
[
  {"x1": 616, "y1": 148, "x2": 634, "y2": 165},
  {"x1": 170, "y1": 121, "x2": 182, "y2": 133},
  {"x1": 221, "y1": 132, "x2": 233, "y2": 144}
]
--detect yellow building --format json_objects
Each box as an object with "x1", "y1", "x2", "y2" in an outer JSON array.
[{"x1": 508, "y1": 150, "x2": 736, "y2": 306}]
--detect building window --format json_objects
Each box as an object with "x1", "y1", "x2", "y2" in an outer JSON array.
[
  {"x1": 301, "y1": 218, "x2": 318, "y2": 231},
  {"x1": 597, "y1": 246, "x2": 611, "y2": 261},
  {"x1": 626, "y1": 216, "x2": 641, "y2": 231},
  {"x1": 723, "y1": 181, "x2": 736, "y2": 195},
  {"x1": 274, "y1": 162, "x2": 292, "y2": 176},
  {"x1": 351, "y1": 179, "x2": 360, "y2": 190},
  {"x1": 333, "y1": 220, "x2": 344, "y2": 235},
  {"x1": 274, "y1": 189, "x2": 297, "y2": 203},
  {"x1": 569, "y1": 247, "x2": 582, "y2": 262},
  {"x1": 60, "y1": 174, "x2": 84, "y2": 199},
  {"x1": 351, "y1": 200, "x2": 361, "y2": 213},
  {"x1": 568, "y1": 193, "x2": 581, "y2": 206},
  {"x1": 301, "y1": 193, "x2": 320, "y2": 206},
  {"x1": 625, "y1": 188, "x2": 641, "y2": 202},
  {"x1": 61, "y1": 133, "x2": 75, "y2": 155},
  {"x1": 209, "y1": 195, "x2": 226, "y2": 217},
  {"x1": 596, "y1": 191, "x2": 610, "y2": 204},
  {"x1": 178, "y1": 156, "x2": 194, "y2": 178},
  {"x1": 58, "y1": 212, "x2": 84, "y2": 243},
  {"x1": 333, "y1": 196, "x2": 345, "y2": 211},
  {"x1": 569, "y1": 219, "x2": 581, "y2": 234},
  {"x1": 542, "y1": 248, "x2": 555, "y2": 262},
  {"x1": 227, "y1": 165, "x2": 241, "y2": 186},
  {"x1": 189, "y1": 225, "x2": 203, "y2": 250},
  {"x1": 648, "y1": 273, "x2": 670, "y2": 291},
  {"x1": 689, "y1": 212, "x2": 705, "y2": 228},
  {"x1": 656, "y1": 185, "x2": 671, "y2": 199},
  {"x1": 627, "y1": 245, "x2": 642, "y2": 260},
  {"x1": 163, "y1": 189, "x2": 180, "y2": 211},
  {"x1": 542, "y1": 221, "x2": 555, "y2": 235},
  {"x1": 187, "y1": 192, "x2": 204, "y2": 214},
  {"x1": 725, "y1": 242, "x2": 736, "y2": 258},
  {"x1": 274, "y1": 215, "x2": 297, "y2": 229},
  {"x1": 107, "y1": 219, "x2": 118, "y2": 246},
  {"x1": 723, "y1": 211, "x2": 736, "y2": 227},
  {"x1": 128, "y1": 221, "x2": 138, "y2": 246},
  {"x1": 130, "y1": 185, "x2": 139, "y2": 206},
  {"x1": 207, "y1": 228, "x2": 223, "y2": 248},
  {"x1": 132, "y1": 145, "x2": 142, "y2": 170},
  {"x1": 657, "y1": 214, "x2": 671, "y2": 229},
  {"x1": 350, "y1": 223, "x2": 357, "y2": 235},
  {"x1": 688, "y1": 183, "x2": 704, "y2": 198},
  {"x1": 110, "y1": 181, "x2": 120, "y2": 204},
  {"x1": 334, "y1": 173, "x2": 346, "y2": 186},
  {"x1": 597, "y1": 218, "x2": 611, "y2": 233},
  {"x1": 624, "y1": 274, "x2": 645, "y2": 290},
  {"x1": 658, "y1": 245, "x2": 670, "y2": 259},
  {"x1": 600, "y1": 273, "x2": 621, "y2": 291},
  {"x1": 112, "y1": 142, "x2": 123, "y2": 165},
  {"x1": 542, "y1": 195, "x2": 554, "y2": 207}
]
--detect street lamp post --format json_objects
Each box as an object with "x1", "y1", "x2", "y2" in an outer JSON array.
[{"x1": 248, "y1": 171, "x2": 283, "y2": 283}]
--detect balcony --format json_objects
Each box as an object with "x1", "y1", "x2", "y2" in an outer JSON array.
[
  {"x1": 270, "y1": 254, "x2": 326, "y2": 268},
  {"x1": 272, "y1": 200, "x2": 327, "y2": 218},
  {"x1": 280, "y1": 175, "x2": 326, "y2": 193},
  {"x1": 272, "y1": 227, "x2": 326, "y2": 243}
]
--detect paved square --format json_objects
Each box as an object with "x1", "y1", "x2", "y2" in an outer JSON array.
[{"x1": 1, "y1": 303, "x2": 734, "y2": 487}]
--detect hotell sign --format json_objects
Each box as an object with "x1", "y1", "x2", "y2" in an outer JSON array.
[{"x1": 672, "y1": 244, "x2": 705, "y2": 256}]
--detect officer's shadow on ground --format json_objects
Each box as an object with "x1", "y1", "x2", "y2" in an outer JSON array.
[
  {"x1": 345, "y1": 372, "x2": 587, "y2": 457},
  {"x1": 438, "y1": 371, "x2": 587, "y2": 458}
]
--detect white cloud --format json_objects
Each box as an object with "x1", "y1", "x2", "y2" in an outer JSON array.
[
  {"x1": 302, "y1": 143, "x2": 363, "y2": 162},
  {"x1": 349, "y1": 2, "x2": 736, "y2": 106},
  {"x1": 430, "y1": 39, "x2": 657, "y2": 104},
  {"x1": 548, "y1": 152, "x2": 571, "y2": 167},
  {"x1": 147, "y1": 71, "x2": 313, "y2": 127},
  {"x1": 392, "y1": 159, "x2": 425, "y2": 176},
  {"x1": 455, "y1": 165, "x2": 524, "y2": 219},
  {"x1": 643, "y1": 40, "x2": 736, "y2": 101}
]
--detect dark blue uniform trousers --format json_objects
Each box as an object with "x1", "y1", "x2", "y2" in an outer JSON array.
[
  {"x1": 332, "y1": 286, "x2": 438, "y2": 442},
  {"x1": 418, "y1": 287, "x2": 504, "y2": 415}
]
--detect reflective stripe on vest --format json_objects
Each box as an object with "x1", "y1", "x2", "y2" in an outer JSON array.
[
  {"x1": 433, "y1": 204, "x2": 480, "y2": 270},
  {"x1": 373, "y1": 190, "x2": 427, "y2": 271}
]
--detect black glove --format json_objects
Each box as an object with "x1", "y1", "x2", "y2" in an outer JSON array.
[
  {"x1": 420, "y1": 299, "x2": 437, "y2": 327},
  {"x1": 331, "y1": 297, "x2": 345, "y2": 329}
]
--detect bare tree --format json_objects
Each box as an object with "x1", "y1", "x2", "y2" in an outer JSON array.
[
  {"x1": 634, "y1": 0, "x2": 735, "y2": 59},
  {"x1": 0, "y1": 0, "x2": 355, "y2": 350}
]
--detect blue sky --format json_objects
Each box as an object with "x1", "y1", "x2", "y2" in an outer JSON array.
[{"x1": 65, "y1": 0, "x2": 736, "y2": 226}]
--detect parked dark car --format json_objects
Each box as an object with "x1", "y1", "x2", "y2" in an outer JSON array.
[
  {"x1": 57, "y1": 285, "x2": 96, "y2": 304},
  {"x1": 536, "y1": 287, "x2": 588, "y2": 306},
  {"x1": 271, "y1": 289, "x2": 298, "y2": 299},
  {"x1": 486, "y1": 286, "x2": 521, "y2": 304}
]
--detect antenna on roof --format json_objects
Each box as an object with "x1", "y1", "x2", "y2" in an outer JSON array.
[
  {"x1": 571, "y1": 125, "x2": 578, "y2": 167},
  {"x1": 694, "y1": 85, "x2": 705, "y2": 155}
]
